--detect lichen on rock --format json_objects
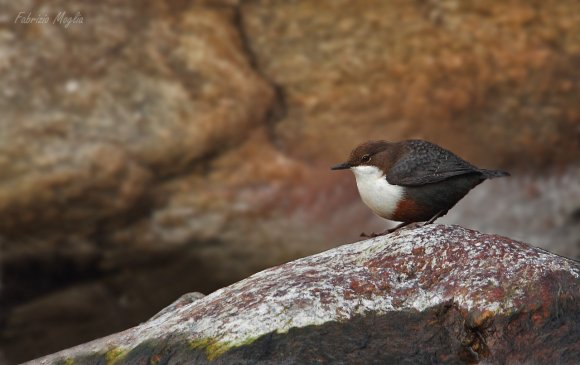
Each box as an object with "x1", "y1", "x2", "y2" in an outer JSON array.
[{"x1": 27, "y1": 225, "x2": 580, "y2": 365}]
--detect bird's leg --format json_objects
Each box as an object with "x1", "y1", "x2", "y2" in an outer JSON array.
[
  {"x1": 361, "y1": 221, "x2": 412, "y2": 238},
  {"x1": 362, "y1": 214, "x2": 443, "y2": 237},
  {"x1": 424, "y1": 210, "x2": 445, "y2": 225},
  {"x1": 387, "y1": 221, "x2": 413, "y2": 233}
]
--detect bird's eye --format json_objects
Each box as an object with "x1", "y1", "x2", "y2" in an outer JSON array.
[{"x1": 361, "y1": 154, "x2": 371, "y2": 163}]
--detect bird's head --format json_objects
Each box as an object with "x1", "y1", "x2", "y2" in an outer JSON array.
[{"x1": 331, "y1": 140, "x2": 395, "y2": 172}]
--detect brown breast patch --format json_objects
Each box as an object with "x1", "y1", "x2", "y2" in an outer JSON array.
[{"x1": 392, "y1": 198, "x2": 426, "y2": 223}]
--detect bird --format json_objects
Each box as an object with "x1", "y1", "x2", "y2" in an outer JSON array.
[{"x1": 331, "y1": 139, "x2": 509, "y2": 237}]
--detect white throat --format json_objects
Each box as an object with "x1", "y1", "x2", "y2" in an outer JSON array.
[{"x1": 351, "y1": 165, "x2": 405, "y2": 220}]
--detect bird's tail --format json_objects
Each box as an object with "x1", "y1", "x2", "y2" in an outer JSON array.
[{"x1": 479, "y1": 169, "x2": 510, "y2": 179}]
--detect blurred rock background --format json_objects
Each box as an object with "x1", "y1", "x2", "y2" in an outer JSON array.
[{"x1": 0, "y1": 0, "x2": 578, "y2": 363}]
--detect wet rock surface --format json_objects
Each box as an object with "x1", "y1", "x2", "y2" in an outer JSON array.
[
  {"x1": 26, "y1": 225, "x2": 580, "y2": 365},
  {"x1": 1, "y1": 0, "x2": 579, "y2": 363}
]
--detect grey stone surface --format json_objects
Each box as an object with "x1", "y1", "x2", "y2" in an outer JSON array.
[
  {"x1": 1, "y1": 0, "x2": 579, "y2": 363},
  {"x1": 26, "y1": 225, "x2": 580, "y2": 365}
]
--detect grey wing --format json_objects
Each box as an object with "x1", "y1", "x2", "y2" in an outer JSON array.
[{"x1": 386, "y1": 140, "x2": 480, "y2": 186}]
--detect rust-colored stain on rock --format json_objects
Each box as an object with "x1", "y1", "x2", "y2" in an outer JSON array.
[{"x1": 27, "y1": 225, "x2": 580, "y2": 365}]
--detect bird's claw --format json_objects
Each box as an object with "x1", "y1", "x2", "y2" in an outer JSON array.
[{"x1": 360, "y1": 229, "x2": 392, "y2": 238}]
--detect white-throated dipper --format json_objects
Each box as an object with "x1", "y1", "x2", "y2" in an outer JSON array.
[{"x1": 331, "y1": 139, "x2": 509, "y2": 236}]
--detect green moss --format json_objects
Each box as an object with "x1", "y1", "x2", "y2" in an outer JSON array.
[
  {"x1": 63, "y1": 358, "x2": 75, "y2": 365},
  {"x1": 190, "y1": 338, "x2": 226, "y2": 360},
  {"x1": 189, "y1": 336, "x2": 260, "y2": 360},
  {"x1": 105, "y1": 347, "x2": 127, "y2": 365},
  {"x1": 238, "y1": 335, "x2": 261, "y2": 348}
]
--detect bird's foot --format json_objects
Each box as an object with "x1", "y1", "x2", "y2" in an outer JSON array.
[
  {"x1": 360, "y1": 228, "x2": 392, "y2": 238},
  {"x1": 360, "y1": 222, "x2": 413, "y2": 238}
]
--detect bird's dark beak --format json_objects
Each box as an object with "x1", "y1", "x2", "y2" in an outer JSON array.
[{"x1": 331, "y1": 162, "x2": 351, "y2": 170}]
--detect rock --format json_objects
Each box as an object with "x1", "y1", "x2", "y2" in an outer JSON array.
[
  {"x1": 0, "y1": 1, "x2": 275, "y2": 361},
  {"x1": 0, "y1": 1, "x2": 273, "y2": 234},
  {"x1": 440, "y1": 166, "x2": 580, "y2": 259},
  {"x1": 2, "y1": 0, "x2": 580, "y2": 362},
  {"x1": 241, "y1": 0, "x2": 580, "y2": 168},
  {"x1": 148, "y1": 292, "x2": 205, "y2": 322},
  {"x1": 25, "y1": 225, "x2": 580, "y2": 365}
]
